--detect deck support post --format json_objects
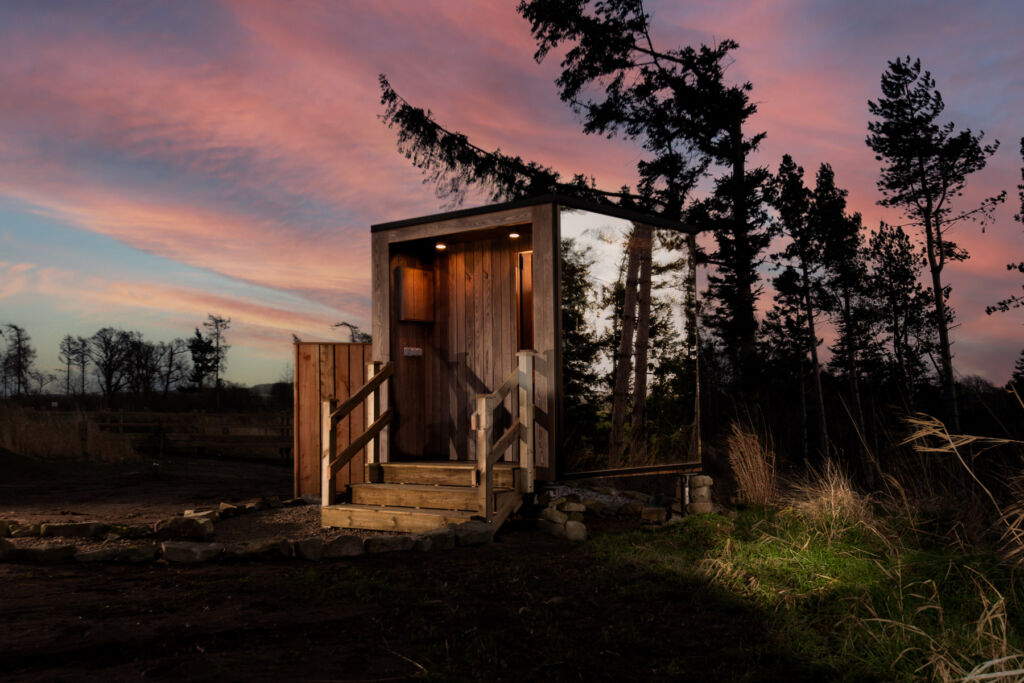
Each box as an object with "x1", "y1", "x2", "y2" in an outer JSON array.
[
  {"x1": 366, "y1": 361, "x2": 382, "y2": 468},
  {"x1": 475, "y1": 395, "x2": 494, "y2": 520},
  {"x1": 321, "y1": 399, "x2": 338, "y2": 506},
  {"x1": 517, "y1": 351, "x2": 535, "y2": 494}
]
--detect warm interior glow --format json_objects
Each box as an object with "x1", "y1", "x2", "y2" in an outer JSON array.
[
  {"x1": 435, "y1": 242, "x2": 447, "y2": 250},
  {"x1": 508, "y1": 231, "x2": 520, "y2": 239}
]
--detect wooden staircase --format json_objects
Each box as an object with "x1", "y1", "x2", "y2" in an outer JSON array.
[
  {"x1": 319, "y1": 352, "x2": 536, "y2": 535},
  {"x1": 321, "y1": 461, "x2": 523, "y2": 533}
]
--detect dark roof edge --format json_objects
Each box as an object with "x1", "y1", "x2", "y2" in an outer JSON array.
[{"x1": 370, "y1": 194, "x2": 703, "y2": 234}]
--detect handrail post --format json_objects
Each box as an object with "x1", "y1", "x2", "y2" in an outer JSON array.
[
  {"x1": 321, "y1": 399, "x2": 337, "y2": 507},
  {"x1": 366, "y1": 361, "x2": 382, "y2": 468},
  {"x1": 517, "y1": 351, "x2": 535, "y2": 493},
  {"x1": 475, "y1": 395, "x2": 493, "y2": 520}
]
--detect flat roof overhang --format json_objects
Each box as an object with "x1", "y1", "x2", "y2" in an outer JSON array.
[{"x1": 370, "y1": 194, "x2": 702, "y2": 235}]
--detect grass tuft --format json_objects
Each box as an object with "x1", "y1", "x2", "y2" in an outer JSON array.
[{"x1": 726, "y1": 419, "x2": 778, "y2": 506}]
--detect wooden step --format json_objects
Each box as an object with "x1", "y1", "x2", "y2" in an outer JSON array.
[
  {"x1": 350, "y1": 483, "x2": 509, "y2": 512},
  {"x1": 373, "y1": 461, "x2": 518, "y2": 488},
  {"x1": 321, "y1": 503, "x2": 473, "y2": 533}
]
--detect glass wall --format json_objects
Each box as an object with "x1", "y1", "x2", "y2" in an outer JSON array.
[{"x1": 559, "y1": 209, "x2": 699, "y2": 472}]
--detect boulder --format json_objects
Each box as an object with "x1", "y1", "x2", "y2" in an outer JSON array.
[
  {"x1": 322, "y1": 535, "x2": 365, "y2": 558},
  {"x1": 41, "y1": 522, "x2": 110, "y2": 539},
  {"x1": 113, "y1": 524, "x2": 155, "y2": 539},
  {"x1": 413, "y1": 536, "x2": 432, "y2": 552},
  {"x1": 581, "y1": 499, "x2": 606, "y2": 515},
  {"x1": 365, "y1": 535, "x2": 416, "y2": 554},
  {"x1": 76, "y1": 548, "x2": 118, "y2": 563},
  {"x1": 690, "y1": 487, "x2": 712, "y2": 503},
  {"x1": 183, "y1": 509, "x2": 218, "y2": 521},
  {"x1": 564, "y1": 520, "x2": 587, "y2": 542},
  {"x1": 691, "y1": 475, "x2": 713, "y2": 488},
  {"x1": 161, "y1": 541, "x2": 224, "y2": 563},
  {"x1": 11, "y1": 523, "x2": 41, "y2": 538},
  {"x1": 117, "y1": 544, "x2": 159, "y2": 563},
  {"x1": 560, "y1": 502, "x2": 586, "y2": 513},
  {"x1": 687, "y1": 501, "x2": 714, "y2": 515},
  {"x1": 618, "y1": 501, "x2": 643, "y2": 518},
  {"x1": 0, "y1": 537, "x2": 14, "y2": 560},
  {"x1": 641, "y1": 507, "x2": 668, "y2": 524},
  {"x1": 452, "y1": 521, "x2": 493, "y2": 546},
  {"x1": 218, "y1": 502, "x2": 240, "y2": 518},
  {"x1": 154, "y1": 516, "x2": 214, "y2": 540},
  {"x1": 536, "y1": 519, "x2": 566, "y2": 538},
  {"x1": 226, "y1": 539, "x2": 294, "y2": 559},
  {"x1": 0, "y1": 520, "x2": 9, "y2": 537},
  {"x1": 20, "y1": 543, "x2": 77, "y2": 563},
  {"x1": 417, "y1": 527, "x2": 455, "y2": 552},
  {"x1": 567, "y1": 512, "x2": 584, "y2": 522},
  {"x1": 541, "y1": 507, "x2": 568, "y2": 525},
  {"x1": 622, "y1": 490, "x2": 653, "y2": 503},
  {"x1": 294, "y1": 537, "x2": 324, "y2": 561}
]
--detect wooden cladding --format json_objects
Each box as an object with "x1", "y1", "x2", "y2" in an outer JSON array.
[
  {"x1": 293, "y1": 342, "x2": 371, "y2": 498},
  {"x1": 395, "y1": 266, "x2": 434, "y2": 322},
  {"x1": 517, "y1": 251, "x2": 534, "y2": 350}
]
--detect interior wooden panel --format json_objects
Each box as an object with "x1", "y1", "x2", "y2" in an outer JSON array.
[{"x1": 396, "y1": 266, "x2": 434, "y2": 322}]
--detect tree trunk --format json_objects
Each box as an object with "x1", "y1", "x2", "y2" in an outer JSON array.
[
  {"x1": 609, "y1": 227, "x2": 642, "y2": 465},
  {"x1": 729, "y1": 122, "x2": 758, "y2": 391},
  {"x1": 801, "y1": 269, "x2": 828, "y2": 457},
  {"x1": 629, "y1": 224, "x2": 654, "y2": 464},
  {"x1": 798, "y1": 357, "x2": 808, "y2": 466},
  {"x1": 924, "y1": 221, "x2": 960, "y2": 431}
]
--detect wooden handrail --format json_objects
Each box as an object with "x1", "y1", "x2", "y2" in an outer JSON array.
[
  {"x1": 331, "y1": 362, "x2": 393, "y2": 420},
  {"x1": 321, "y1": 361, "x2": 392, "y2": 507},
  {"x1": 475, "y1": 350, "x2": 536, "y2": 521}
]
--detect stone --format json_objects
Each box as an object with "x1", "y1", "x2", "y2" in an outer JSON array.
[
  {"x1": 365, "y1": 535, "x2": 416, "y2": 554},
  {"x1": 691, "y1": 475, "x2": 713, "y2": 488},
  {"x1": 622, "y1": 490, "x2": 652, "y2": 503},
  {"x1": 594, "y1": 486, "x2": 618, "y2": 496},
  {"x1": 687, "y1": 501, "x2": 714, "y2": 515},
  {"x1": 549, "y1": 497, "x2": 567, "y2": 507},
  {"x1": 11, "y1": 523, "x2": 41, "y2": 538},
  {"x1": 41, "y1": 522, "x2": 110, "y2": 539},
  {"x1": 416, "y1": 527, "x2": 455, "y2": 552},
  {"x1": 184, "y1": 509, "x2": 218, "y2": 521},
  {"x1": 294, "y1": 537, "x2": 324, "y2": 561},
  {"x1": 161, "y1": 541, "x2": 224, "y2": 563},
  {"x1": 288, "y1": 497, "x2": 310, "y2": 506},
  {"x1": 413, "y1": 536, "x2": 433, "y2": 552},
  {"x1": 21, "y1": 543, "x2": 78, "y2": 563},
  {"x1": 117, "y1": 544, "x2": 159, "y2": 563},
  {"x1": 108, "y1": 524, "x2": 153, "y2": 539},
  {"x1": 242, "y1": 498, "x2": 269, "y2": 512},
  {"x1": 322, "y1": 535, "x2": 365, "y2": 558},
  {"x1": 564, "y1": 520, "x2": 587, "y2": 542},
  {"x1": 581, "y1": 499, "x2": 606, "y2": 515},
  {"x1": 227, "y1": 539, "x2": 294, "y2": 559},
  {"x1": 567, "y1": 512, "x2": 584, "y2": 522},
  {"x1": 0, "y1": 537, "x2": 14, "y2": 560},
  {"x1": 76, "y1": 548, "x2": 118, "y2": 563},
  {"x1": 0, "y1": 520, "x2": 9, "y2": 537},
  {"x1": 154, "y1": 516, "x2": 214, "y2": 540},
  {"x1": 536, "y1": 493, "x2": 551, "y2": 507},
  {"x1": 452, "y1": 520, "x2": 493, "y2": 546},
  {"x1": 218, "y1": 502, "x2": 240, "y2": 518},
  {"x1": 541, "y1": 507, "x2": 568, "y2": 525},
  {"x1": 618, "y1": 501, "x2": 643, "y2": 518},
  {"x1": 536, "y1": 519, "x2": 566, "y2": 538},
  {"x1": 663, "y1": 514, "x2": 687, "y2": 526},
  {"x1": 266, "y1": 497, "x2": 284, "y2": 508},
  {"x1": 560, "y1": 502, "x2": 586, "y2": 513},
  {"x1": 690, "y1": 486, "x2": 712, "y2": 503},
  {"x1": 641, "y1": 507, "x2": 668, "y2": 523}
]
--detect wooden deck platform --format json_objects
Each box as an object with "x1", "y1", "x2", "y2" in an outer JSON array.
[{"x1": 322, "y1": 461, "x2": 522, "y2": 533}]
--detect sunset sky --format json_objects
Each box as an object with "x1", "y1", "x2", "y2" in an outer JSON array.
[{"x1": 1, "y1": 1, "x2": 1021, "y2": 387}]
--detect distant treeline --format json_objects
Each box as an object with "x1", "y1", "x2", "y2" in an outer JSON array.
[{"x1": 0, "y1": 314, "x2": 292, "y2": 411}]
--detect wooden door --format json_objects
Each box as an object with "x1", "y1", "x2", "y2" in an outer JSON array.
[{"x1": 518, "y1": 251, "x2": 534, "y2": 350}]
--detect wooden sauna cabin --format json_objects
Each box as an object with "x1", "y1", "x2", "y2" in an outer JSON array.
[{"x1": 294, "y1": 195, "x2": 702, "y2": 533}]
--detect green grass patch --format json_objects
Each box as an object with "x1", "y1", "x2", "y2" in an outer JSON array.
[{"x1": 588, "y1": 508, "x2": 1024, "y2": 681}]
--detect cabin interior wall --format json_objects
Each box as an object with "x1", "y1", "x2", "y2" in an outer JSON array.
[{"x1": 388, "y1": 227, "x2": 531, "y2": 461}]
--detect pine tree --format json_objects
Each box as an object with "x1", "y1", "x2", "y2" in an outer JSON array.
[
  {"x1": 987, "y1": 137, "x2": 1024, "y2": 313},
  {"x1": 867, "y1": 57, "x2": 1003, "y2": 430}
]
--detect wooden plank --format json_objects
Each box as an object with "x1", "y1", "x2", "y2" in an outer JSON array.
[
  {"x1": 464, "y1": 242, "x2": 476, "y2": 460},
  {"x1": 433, "y1": 249, "x2": 447, "y2": 458},
  {"x1": 321, "y1": 399, "x2": 336, "y2": 505},
  {"x1": 336, "y1": 407, "x2": 391, "y2": 472},
  {"x1": 489, "y1": 421, "x2": 523, "y2": 467},
  {"x1": 378, "y1": 461, "x2": 517, "y2": 488},
  {"x1": 531, "y1": 203, "x2": 558, "y2": 478},
  {"x1": 350, "y1": 483, "x2": 486, "y2": 511},
  {"x1": 453, "y1": 245, "x2": 465, "y2": 460},
  {"x1": 334, "y1": 344, "x2": 353, "y2": 489},
  {"x1": 321, "y1": 504, "x2": 473, "y2": 533},
  {"x1": 380, "y1": 208, "x2": 534, "y2": 244},
  {"x1": 371, "y1": 233, "x2": 389, "y2": 464},
  {"x1": 352, "y1": 344, "x2": 367, "y2": 476},
  {"x1": 292, "y1": 342, "x2": 301, "y2": 497},
  {"x1": 492, "y1": 490, "x2": 523, "y2": 530},
  {"x1": 330, "y1": 362, "x2": 392, "y2": 421},
  {"x1": 298, "y1": 344, "x2": 321, "y2": 497}
]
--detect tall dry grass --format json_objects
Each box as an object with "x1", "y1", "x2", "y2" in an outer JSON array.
[
  {"x1": 725, "y1": 419, "x2": 778, "y2": 505},
  {"x1": 786, "y1": 460, "x2": 885, "y2": 543},
  {"x1": 0, "y1": 405, "x2": 136, "y2": 462}
]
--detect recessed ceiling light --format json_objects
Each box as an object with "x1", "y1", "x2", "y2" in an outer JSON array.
[
  {"x1": 509, "y1": 231, "x2": 520, "y2": 239},
  {"x1": 435, "y1": 242, "x2": 447, "y2": 250}
]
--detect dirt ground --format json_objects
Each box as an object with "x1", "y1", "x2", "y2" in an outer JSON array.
[{"x1": 1, "y1": 450, "x2": 836, "y2": 681}]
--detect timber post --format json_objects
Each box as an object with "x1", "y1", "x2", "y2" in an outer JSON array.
[
  {"x1": 517, "y1": 350, "x2": 535, "y2": 493},
  {"x1": 321, "y1": 399, "x2": 338, "y2": 506}
]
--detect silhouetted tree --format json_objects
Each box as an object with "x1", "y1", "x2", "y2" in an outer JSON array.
[
  {"x1": 89, "y1": 327, "x2": 130, "y2": 398},
  {"x1": 58, "y1": 334, "x2": 77, "y2": 396},
  {"x1": 203, "y1": 314, "x2": 231, "y2": 391},
  {"x1": 560, "y1": 238, "x2": 602, "y2": 465},
  {"x1": 124, "y1": 332, "x2": 160, "y2": 396},
  {"x1": 2, "y1": 324, "x2": 36, "y2": 396},
  {"x1": 157, "y1": 339, "x2": 191, "y2": 397},
  {"x1": 867, "y1": 56, "x2": 1003, "y2": 430},
  {"x1": 769, "y1": 155, "x2": 828, "y2": 455},
  {"x1": 987, "y1": 137, "x2": 1024, "y2": 314},
  {"x1": 188, "y1": 329, "x2": 217, "y2": 391},
  {"x1": 1010, "y1": 350, "x2": 1024, "y2": 390},
  {"x1": 73, "y1": 336, "x2": 90, "y2": 395}
]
